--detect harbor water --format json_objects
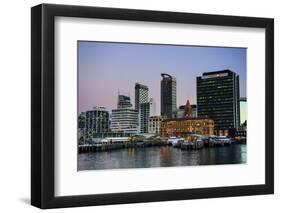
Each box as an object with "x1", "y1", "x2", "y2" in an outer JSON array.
[{"x1": 78, "y1": 144, "x2": 247, "y2": 171}]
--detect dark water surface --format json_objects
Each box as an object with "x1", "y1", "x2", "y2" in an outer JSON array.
[{"x1": 78, "y1": 144, "x2": 247, "y2": 171}]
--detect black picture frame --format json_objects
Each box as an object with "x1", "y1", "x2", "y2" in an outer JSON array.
[{"x1": 31, "y1": 3, "x2": 274, "y2": 209}]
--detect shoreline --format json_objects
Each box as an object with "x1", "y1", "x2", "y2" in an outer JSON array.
[{"x1": 78, "y1": 140, "x2": 246, "y2": 153}]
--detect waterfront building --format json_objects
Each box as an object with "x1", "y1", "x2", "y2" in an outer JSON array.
[
  {"x1": 91, "y1": 132, "x2": 132, "y2": 138},
  {"x1": 140, "y1": 98, "x2": 156, "y2": 133},
  {"x1": 161, "y1": 73, "x2": 177, "y2": 118},
  {"x1": 78, "y1": 112, "x2": 86, "y2": 129},
  {"x1": 111, "y1": 108, "x2": 139, "y2": 134},
  {"x1": 111, "y1": 94, "x2": 139, "y2": 134},
  {"x1": 161, "y1": 117, "x2": 214, "y2": 137},
  {"x1": 197, "y1": 69, "x2": 240, "y2": 136},
  {"x1": 240, "y1": 97, "x2": 247, "y2": 126},
  {"x1": 135, "y1": 83, "x2": 149, "y2": 111},
  {"x1": 85, "y1": 107, "x2": 109, "y2": 140},
  {"x1": 148, "y1": 115, "x2": 165, "y2": 135},
  {"x1": 78, "y1": 112, "x2": 86, "y2": 144}
]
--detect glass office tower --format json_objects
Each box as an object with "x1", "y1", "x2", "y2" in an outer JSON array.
[
  {"x1": 161, "y1": 73, "x2": 177, "y2": 118},
  {"x1": 135, "y1": 83, "x2": 149, "y2": 111},
  {"x1": 197, "y1": 69, "x2": 240, "y2": 135}
]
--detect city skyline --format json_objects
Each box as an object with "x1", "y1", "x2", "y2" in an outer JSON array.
[{"x1": 78, "y1": 41, "x2": 246, "y2": 115}]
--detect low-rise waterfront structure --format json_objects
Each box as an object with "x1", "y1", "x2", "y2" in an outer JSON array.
[
  {"x1": 85, "y1": 107, "x2": 110, "y2": 140},
  {"x1": 111, "y1": 108, "x2": 139, "y2": 133},
  {"x1": 161, "y1": 117, "x2": 214, "y2": 137},
  {"x1": 148, "y1": 115, "x2": 165, "y2": 135},
  {"x1": 78, "y1": 112, "x2": 86, "y2": 144}
]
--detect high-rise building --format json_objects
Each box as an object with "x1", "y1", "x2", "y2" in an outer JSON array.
[
  {"x1": 111, "y1": 94, "x2": 139, "y2": 134},
  {"x1": 140, "y1": 98, "x2": 156, "y2": 133},
  {"x1": 161, "y1": 73, "x2": 177, "y2": 118},
  {"x1": 85, "y1": 107, "x2": 109, "y2": 139},
  {"x1": 197, "y1": 69, "x2": 240, "y2": 135},
  {"x1": 240, "y1": 97, "x2": 247, "y2": 126},
  {"x1": 117, "y1": 94, "x2": 133, "y2": 109},
  {"x1": 135, "y1": 83, "x2": 149, "y2": 111}
]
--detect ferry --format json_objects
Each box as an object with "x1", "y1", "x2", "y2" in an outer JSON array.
[
  {"x1": 208, "y1": 135, "x2": 232, "y2": 146},
  {"x1": 181, "y1": 134, "x2": 204, "y2": 150},
  {"x1": 167, "y1": 136, "x2": 184, "y2": 147},
  {"x1": 183, "y1": 134, "x2": 203, "y2": 144}
]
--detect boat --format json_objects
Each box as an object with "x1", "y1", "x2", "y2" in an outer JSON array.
[
  {"x1": 167, "y1": 136, "x2": 183, "y2": 147},
  {"x1": 181, "y1": 134, "x2": 204, "y2": 150},
  {"x1": 208, "y1": 136, "x2": 232, "y2": 146}
]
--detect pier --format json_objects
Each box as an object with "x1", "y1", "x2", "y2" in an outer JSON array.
[
  {"x1": 78, "y1": 135, "x2": 245, "y2": 153},
  {"x1": 78, "y1": 140, "x2": 168, "y2": 153}
]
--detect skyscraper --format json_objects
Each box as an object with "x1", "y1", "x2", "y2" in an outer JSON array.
[
  {"x1": 161, "y1": 73, "x2": 177, "y2": 118},
  {"x1": 135, "y1": 83, "x2": 149, "y2": 111},
  {"x1": 140, "y1": 98, "x2": 156, "y2": 133},
  {"x1": 117, "y1": 94, "x2": 133, "y2": 109},
  {"x1": 197, "y1": 69, "x2": 240, "y2": 135},
  {"x1": 111, "y1": 94, "x2": 139, "y2": 134}
]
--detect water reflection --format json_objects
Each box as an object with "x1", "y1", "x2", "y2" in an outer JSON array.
[{"x1": 78, "y1": 144, "x2": 247, "y2": 171}]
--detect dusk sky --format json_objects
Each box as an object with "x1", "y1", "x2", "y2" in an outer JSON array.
[{"x1": 78, "y1": 41, "x2": 246, "y2": 115}]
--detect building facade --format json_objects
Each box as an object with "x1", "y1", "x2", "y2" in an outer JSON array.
[
  {"x1": 177, "y1": 105, "x2": 186, "y2": 118},
  {"x1": 135, "y1": 83, "x2": 149, "y2": 111},
  {"x1": 111, "y1": 108, "x2": 139, "y2": 134},
  {"x1": 161, "y1": 73, "x2": 177, "y2": 118},
  {"x1": 85, "y1": 107, "x2": 110, "y2": 139},
  {"x1": 140, "y1": 98, "x2": 156, "y2": 133},
  {"x1": 240, "y1": 97, "x2": 247, "y2": 126},
  {"x1": 161, "y1": 117, "x2": 214, "y2": 137},
  {"x1": 148, "y1": 116, "x2": 165, "y2": 135},
  {"x1": 111, "y1": 94, "x2": 139, "y2": 134},
  {"x1": 78, "y1": 112, "x2": 86, "y2": 144},
  {"x1": 197, "y1": 70, "x2": 240, "y2": 136},
  {"x1": 117, "y1": 94, "x2": 133, "y2": 109},
  {"x1": 191, "y1": 104, "x2": 197, "y2": 118}
]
